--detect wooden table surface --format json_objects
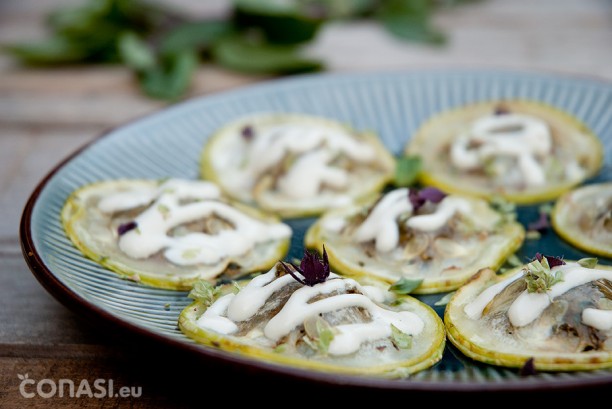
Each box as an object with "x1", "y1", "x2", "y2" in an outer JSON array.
[{"x1": 1, "y1": 0, "x2": 611, "y2": 406}]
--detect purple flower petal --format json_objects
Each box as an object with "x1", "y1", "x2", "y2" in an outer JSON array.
[
  {"x1": 117, "y1": 221, "x2": 137, "y2": 236},
  {"x1": 528, "y1": 212, "x2": 549, "y2": 233},
  {"x1": 290, "y1": 246, "x2": 331, "y2": 287},
  {"x1": 533, "y1": 253, "x2": 566, "y2": 268},
  {"x1": 408, "y1": 187, "x2": 447, "y2": 212},
  {"x1": 419, "y1": 187, "x2": 446, "y2": 204}
]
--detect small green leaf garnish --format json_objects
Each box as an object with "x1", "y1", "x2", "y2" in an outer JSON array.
[
  {"x1": 315, "y1": 319, "x2": 335, "y2": 355},
  {"x1": 302, "y1": 316, "x2": 335, "y2": 355},
  {"x1": 434, "y1": 291, "x2": 455, "y2": 306},
  {"x1": 393, "y1": 155, "x2": 422, "y2": 187},
  {"x1": 524, "y1": 255, "x2": 564, "y2": 293},
  {"x1": 273, "y1": 343, "x2": 287, "y2": 354},
  {"x1": 490, "y1": 196, "x2": 517, "y2": 223},
  {"x1": 157, "y1": 204, "x2": 171, "y2": 219},
  {"x1": 188, "y1": 280, "x2": 221, "y2": 307},
  {"x1": 577, "y1": 258, "x2": 598, "y2": 269},
  {"x1": 390, "y1": 324, "x2": 412, "y2": 349},
  {"x1": 506, "y1": 254, "x2": 523, "y2": 268},
  {"x1": 525, "y1": 230, "x2": 542, "y2": 240},
  {"x1": 182, "y1": 248, "x2": 200, "y2": 260},
  {"x1": 389, "y1": 278, "x2": 423, "y2": 295}
]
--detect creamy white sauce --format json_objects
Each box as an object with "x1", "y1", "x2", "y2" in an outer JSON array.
[
  {"x1": 465, "y1": 262, "x2": 612, "y2": 329},
  {"x1": 228, "y1": 122, "x2": 377, "y2": 200},
  {"x1": 196, "y1": 293, "x2": 238, "y2": 334},
  {"x1": 406, "y1": 196, "x2": 472, "y2": 232},
  {"x1": 352, "y1": 189, "x2": 472, "y2": 252},
  {"x1": 450, "y1": 113, "x2": 552, "y2": 187},
  {"x1": 196, "y1": 268, "x2": 424, "y2": 356},
  {"x1": 99, "y1": 179, "x2": 292, "y2": 266},
  {"x1": 582, "y1": 308, "x2": 612, "y2": 331},
  {"x1": 353, "y1": 189, "x2": 412, "y2": 252}
]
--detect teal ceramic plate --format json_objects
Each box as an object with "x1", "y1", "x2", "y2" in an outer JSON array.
[{"x1": 20, "y1": 69, "x2": 612, "y2": 392}]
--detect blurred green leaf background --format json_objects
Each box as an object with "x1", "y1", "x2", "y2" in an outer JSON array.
[{"x1": 3, "y1": 0, "x2": 480, "y2": 100}]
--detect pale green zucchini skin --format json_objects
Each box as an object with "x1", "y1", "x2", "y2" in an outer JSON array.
[{"x1": 61, "y1": 179, "x2": 290, "y2": 290}]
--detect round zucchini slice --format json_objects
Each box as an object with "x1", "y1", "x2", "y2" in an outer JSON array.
[
  {"x1": 445, "y1": 256, "x2": 612, "y2": 371},
  {"x1": 179, "y1": 263, "x2": 446, "y2": 378},
  {"x1": 405, "y1": 100, "x2": 603, "y2": 204},
  {"x1": 61, "y1": 178, "x2": 292, "y2": 290},
  {"x1": 304, "y1": 187, "x2": 525, "y2": 294},
  {"x1": 551, "y1": 182, "x2": 612, "y2": 258},
  {"x1": 201, "y1": 112, "x2": 396, "y2": 218}
]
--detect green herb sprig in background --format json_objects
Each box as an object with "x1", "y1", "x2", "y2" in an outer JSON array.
[{"x1": 3, "y1": 0, "x2": 480, "y2": 100}]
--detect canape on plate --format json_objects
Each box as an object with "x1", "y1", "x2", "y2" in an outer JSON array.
[
  {"x1": 551, "y1": 182, "x2": 612, "y2": 258},
  {"x1": 201, "y1": 113, "x2": 396, "y2": 218},
  {"x1": 445, "y1": 254, "x2": 612, "y2": 371},
  {"x1": 405, "y1": 100, "x2": 603, "y2": 204},
  {"x1": 61, "y1": 178, "x2": 291, "y2": 290},
  {"x1": 305, "y1": 187, "x2": 524, "y2": 294},
  {"x1": 179, "y1": 249, "x2": 446, "y2": 378}
]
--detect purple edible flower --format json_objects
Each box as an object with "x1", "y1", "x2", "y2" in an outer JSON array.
[
  {"x1": 409, "y1": 187, "x2": 446, "y2": 212},
  {"x1": 280, "y1": 246, "x2": 330, "y2": 287},
  {"x1": 118, "y1": 221, "x2": 138, "y2": 236},
  {"x1": 528, "y1": 212, "x2": 550, "y2": 233},
  {"x1": 241, "y1": 125, "x2": 254, "y2": 141},
  {"x1": 534, "y1": 252, "x2": 566, "y2": 268}
]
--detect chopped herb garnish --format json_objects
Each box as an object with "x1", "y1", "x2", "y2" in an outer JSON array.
[
  {"x1": 577, "y1": 258, "x2": 598, "y2": 269},
  {"x1": 117, "y1": 221, "x2": 138, "y2": 236},
  {"x1": 188, "y1": 280, "x2": 221, "y2": 307},
  {"x1": 390, "y1": 324, "x2": 412, "y2": 349},
  {"x1": 157, "y1": 204, "x2": 171, "y2": 219},
  {"x1": 273, "y1": 343, "x2": 287, "y2": 354},
  {"x1": 303, "y1": 317, "x2": 335, "y2": 355},
  {"x1": 525, "y1": 230, "x2": 541, "y2": 240},
  {"x1": 524, "y1": 254, "x2": 564, "y2": 293},
  {"x1": 490, "y1": 196, "x2": 517, "y2": 223},
  {"x1": 394, "y1": 155, "x2": 422, "y2": 187},
  {"x1": 389, "y1": 277, "x2": 423, "y2": 295},
  {"x1": 434, "y1": 291, "x2": 455, "y2": 306},
  {"x1": 408, "y1": 186, "x2": 446, "y2": 212},
  {"x1": 280, "y1": 246, "x2": 330, "y2": 287},
  {"x1": 182, "y1": 248, "x2": 200, "y2": 260}
]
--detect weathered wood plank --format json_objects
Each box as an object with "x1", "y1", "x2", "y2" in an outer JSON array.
[{"x1": 0, "y1": 129, "x2": 100, "y2": 244}]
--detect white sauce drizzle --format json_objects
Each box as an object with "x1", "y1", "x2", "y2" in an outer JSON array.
[
  {"x1": 98, "y1": 179, "x2": 291, "y2": 266},
  {"x1": 450, "y1": 113, "x2": 552, "y2": 187},
  {"x1": 582, "y1": 308, "x2": 612, "y2": 331},
  {"x1": 352, "y1": 189, "x2": 472, "y2": 252},
  {"x1": 241, "y1": 123, "x2": 377, "y2": 199},
  {"x1": 197, "y1": 268, "x2": 424, "y2": 356},
  {"x1": 464, "y1": 263, "x2": 612, "y2": 329}
]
